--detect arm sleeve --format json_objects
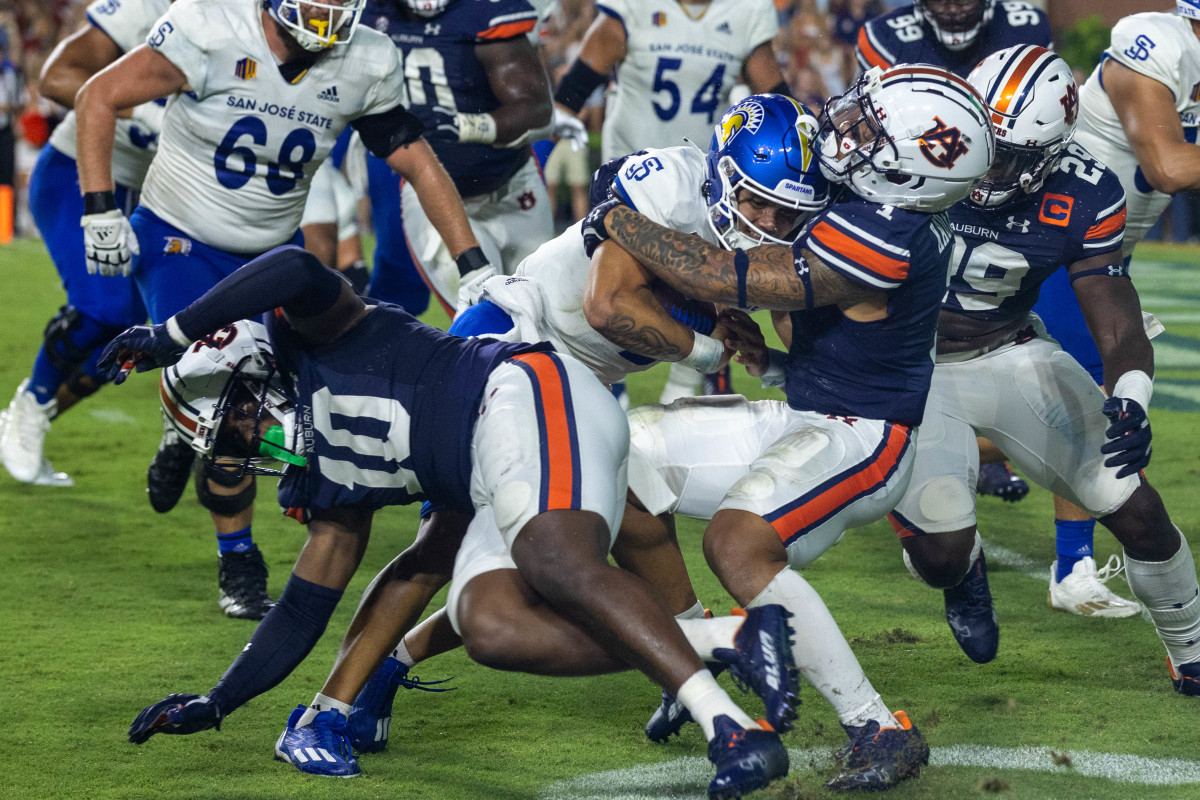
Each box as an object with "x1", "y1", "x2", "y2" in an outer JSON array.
[
  {"x1": 800, "y1": 204, "x2": 913, "y2": 290},
  {"x1": 1105, "y1": 15, "x2": 1183, "y2": 93},
  {"x1": 173, "y1": 246, "x2": 346, "y2": 341},
  {"x1": 146, "y1": 1, "x2": 210, "y2": 96},
  {"x1": 349, "y1": 103, "x2": 425, "y2": 160}
]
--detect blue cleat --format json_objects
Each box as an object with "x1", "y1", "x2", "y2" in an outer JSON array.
[
  {"x1": 976, "y1": 461, "x2": 1029, "y2": 502},
  {"x1": 274, "y1": 705, "x2": 360, "y2": 778},
  {"x1": 1169, "y1": 658, "x2": 1200, "y2": 696},
  {"x1": 827, "y1": 710, "x2": 930, "y2": 792},
  {"x1": 711, "y1": 606, "x2": 800, "y2": 733},
  {"x1": 645, "y1": 662, "x2": 726, "y2": 742},
  {"x1": 944, "y1": 551, "x2": 999, "y2": 664},
  {"x1": 707, "y1": 715, "x2": 790, "y2": 800},
  {"x1": 347, "y1": 657, "x2": 454, "y2": 753}
]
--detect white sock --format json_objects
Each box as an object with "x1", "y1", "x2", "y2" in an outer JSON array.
[
  {"x1": 677, "y1": 615, "x2": 744, "y2": 661},
  {"x1": 1125, "y1": 532, "x2": 1200, "y2": 666},
  {"x1": 750, "y1": 568, "x2": 895, "y2": 730},
  {"x1": 659, "y1": 362, "x2": 703, "y2": 404},
  {"x1": 297, "y1": 693, "x2": 353, "y2": 728},
  {"x1": 675, "y1": 669, "x2": 757, "y2": 740},
  {"x1": 391, "y1": 638, "x2": 416, "y2": 668},
  {"x1": 676, "y1": 600, "x2": 706, "y2": 620}
]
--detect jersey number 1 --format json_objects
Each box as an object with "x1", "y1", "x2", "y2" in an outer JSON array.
[{"x1": 652, "y1": 57, "x2": 726, "y2": 124}]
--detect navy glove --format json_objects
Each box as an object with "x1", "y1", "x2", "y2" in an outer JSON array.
[
  {"x1": 1100, "y1": 396, "x2": 1152, "y2": 479},
  {"x1": 97, "y1": 323, "x2": 188, "y2": 385},
  {"x1": 581, "y1": 194, "x2": 624, "y2": 259},
  {"x1": 128, "y1": 694, "x2": 222, "y2": 744},
  {"x1": 420, "y1": 105, "x2": 460, "y2": 143}
]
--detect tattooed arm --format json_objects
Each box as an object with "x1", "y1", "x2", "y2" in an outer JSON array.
[
  {"x1": 583, "y1": 240, "x2": 704, "y2": 362},
  {"x1": 602, "y1": 205, "x2": 880, "y2": 312}
]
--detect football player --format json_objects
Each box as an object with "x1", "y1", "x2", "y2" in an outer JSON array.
[
  {"x1": 299, "y1": 159, "x2": 370, "y2": 293},
  {"x1": 73, "y1": 0, "x2": 488, "y2": 620},
  {"x1": 888, "y1": 45, "x2": 1200, "y2": 695},
  {"x1": 855, "y1": 0, "x2": 1050, "y2": 78},
  {"x1": 585, "y1": 64, "x2": 996, "y2": 791},
  {"x1": 358, "y1": 0, "x2": 562, "y2": 314},
  {"x1": 102, "y1": 247, "x2": 801, "y2": 799},
  {"x1": 553, "y1": 0, "x2": 788, "y2": 403},
  {"x1": 0, "y1": 0, "x2": 168, "y2": 487},
  {"x1": 287, "y1": 94, "x2": 828, "y2": 762}
]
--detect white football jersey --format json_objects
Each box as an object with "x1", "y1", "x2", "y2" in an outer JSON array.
[
  {"x1": 50, "y1": 0, "x2": 170, "y2": 189},
  {"x1": 1076, "y1": 12, "x2": 1200, "y2": 256},
  {"x1": 597, "y1": 0, "x2": 777, "y2": 161},
  {"x1": 138, "y1": 0, "x2": 407, "y2": 253},
  {"x1": 490, "y1": 146, "x2": 718, "y2": 387}
]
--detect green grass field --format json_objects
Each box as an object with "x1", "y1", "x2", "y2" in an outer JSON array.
[{"x1": 2, "y1": 238, "x2": 1199, "y2": 800}]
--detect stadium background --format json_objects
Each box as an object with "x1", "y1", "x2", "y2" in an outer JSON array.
[{"x1": 1, "y1": 1, "x2": 1199, "y2": 799}]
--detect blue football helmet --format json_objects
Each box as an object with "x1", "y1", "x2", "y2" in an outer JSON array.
[
  {"x1": 705, "y1": 94, "x2": 829, "y2": 250},
  {"x1": 267, "y1": 0, "x2": 366, "y2": 52}
]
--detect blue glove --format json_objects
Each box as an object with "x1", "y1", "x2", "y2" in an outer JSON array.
[
  {"x1": 1100, "y1": 396, "x2": 1152, "y2": 479},
  {"x1": 581, "y1": 194, "x2": 624, "y2": 259},
  {"x1": 97, "y1": 323, "x2": 187, "y2": 385},
  {"x1": 128, "y1": 694, "x2": 222, "y2": 744}
]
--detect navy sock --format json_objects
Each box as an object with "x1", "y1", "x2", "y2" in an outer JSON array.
[
  {"x1": 1055, "y1": 519, "x2": 1096, "y2": 582},
  {"x1": 216, "y1": 526, "x2": 254, "y2": 554},
  {"x1": 28, "y1": 311, "x2": 115, "y2": 403},
  {"x1": 208, "y1": 574, "x2": 344, "y2": 715}
]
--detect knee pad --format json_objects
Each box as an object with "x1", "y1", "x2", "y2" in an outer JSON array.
[
  {"x1": 194, "y1": 460, "x2": 257, "y2": 515},
  {"x1": 42, "y1": 305, "x2": 89, "y2": 374}
]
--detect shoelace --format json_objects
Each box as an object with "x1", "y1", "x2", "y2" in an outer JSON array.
[
  {"x1": 394, "y1": 672, "x2": 455, "y2": 693},
  {"x1": 1094, "y1": 554, "x2": 1126, "y2": 585}
]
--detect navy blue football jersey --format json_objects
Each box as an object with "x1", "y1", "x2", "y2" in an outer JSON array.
[
  {"x1": 361, "y1": 0, "x2": 539, "y2": 197},
  {"x1": 785, "y1": 194, "x2": 954, "y2": 427},
  {"x1": 942, "y1": 142, "x2": 1126, "y2": 325},
  {"x1": 267, "y1": 304, "x2": 544, "y2": 519},
  {"x1": 856, "y1": 1, "x2": 1051, "y2": 78}
]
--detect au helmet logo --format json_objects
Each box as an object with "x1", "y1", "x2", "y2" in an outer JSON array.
[
  {"x1": 1060, "y1": 84, "x2": 1078, "y2": 125},
  {"x1": 918, "y1": 117, "x2": 968, "y2": 169},
  {"x1": 717, "y1": 101, "x2": 764, "y2": 148}
]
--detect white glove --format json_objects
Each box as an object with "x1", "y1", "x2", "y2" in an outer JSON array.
[
  {"x1": 550, "y1": 107, "x2": 588, "y2": 152},
  {"x1": 81, "y1": 209, "x2": 139, "y2": 277},
  {"x1": 456, "y1": 264, "x2": 501, "y2": 313}
]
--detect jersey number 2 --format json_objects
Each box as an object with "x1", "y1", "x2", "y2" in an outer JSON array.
[
  {"x1": 214, "y1": 116, "x2": 317, "y2": 196},
  {"x1": 651, "y1": 57, "x2": 726, "y2": 124}
]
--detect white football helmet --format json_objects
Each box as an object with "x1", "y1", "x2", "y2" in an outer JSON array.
[
  {"x1": 267, "y1": 0, "x2": 365, "y2": 52},
  {"x1": 966, "y1": 45, "x2": 1078, "y2": 208},
  {"x1": 160, "y1": 320, "x2": 303, "y2": 477},
  {"x1": 404, "y1": 0, "x2": 453, "y2": 18},
  {"x1": 914, "y1": 0, "x2": 996, "y2": 51},
  {"x1": 818, "y1": 65, "x2": 995, "y2": 212}
]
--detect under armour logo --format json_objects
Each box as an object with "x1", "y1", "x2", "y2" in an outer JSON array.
[
  {"x1": 425, "y1": 22, "x2": 441, "y2": 35},
  {"x1": 918, "y1": 117, "x2": 968, "y2": 169},
  {"x1": 1005, "y1": 216, "x2": 1030, "y2": 233},
  {"x1": 1107, "y1": 265, "x2": 1124, "y2": 276},
  {"x1": 793, "y1": 257, "x2": 809, "y2": 276},
  {"x1": 518, "y1": 191, "x2": 536, "y2": 210}
]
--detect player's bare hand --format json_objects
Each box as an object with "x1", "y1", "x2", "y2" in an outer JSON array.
[{"x1": 712, "y1": 309, "x2": 768, "y2": 376}]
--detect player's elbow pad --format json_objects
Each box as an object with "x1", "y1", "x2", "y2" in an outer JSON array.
[
  {"x1": 554, "y1": 60, "x2": 607, "y2": 114},
  {"x1": 351, "y1": 105, "x2": 426, "y2": 160}
]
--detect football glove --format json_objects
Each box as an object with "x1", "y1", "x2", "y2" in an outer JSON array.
[
  {"x1": 1100, "y1": 396, "x2": 1152, "y2": 479},
  {"x1": 422, "y1": 105, "x2": 461, "y2": 143},
  {"x1": 581, "y1": 194, "x2": 624, "y2": 259},
  {"x1": 549, "y1": 107, "x2": 588, "y2": 152},
  {"x1": 456, "y1": 264, "x2": 500, "y2": 313},
  {"x1": 128, "y1": 694, "x2": 222, "y2": 745},
  {"x1": 97, "y1": 323, "x2": 188, "y2": 384},
  {"x1": 81, "y1": 209, "x2": 139, "y2": 277}
]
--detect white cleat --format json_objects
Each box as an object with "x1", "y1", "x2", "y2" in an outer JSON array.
[
  {"x1": 1048, "y1": 555, "x2": 1142, "y2": 618},
  {"x1": 32, "y1": 459, "x2": 74, "y2": 487},
  {"x1": 0, "y1": 379, "x2": 57, "y2": 483}
]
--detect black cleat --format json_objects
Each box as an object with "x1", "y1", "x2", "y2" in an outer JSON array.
[
  {"x1": 218, "y1": 545, "x2": 275, "y2": 620},
  {"x1": 707, "y1": 716, "x2": 790, "y2": 799},
  {"x1": 943, "y1": 551, "x2": 999, "y2": 664},
  {"x1": 975, "y1": 461, "x2": 1029, "y2": 502},
  {"x1": 827, "y1": 711, "x2": 930, "y2": 792},
  {"x1": 147, "y1": 434, "x2": 196, "y2": 513}
]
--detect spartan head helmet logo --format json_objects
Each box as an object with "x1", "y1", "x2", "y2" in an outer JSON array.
[
  {"x1": 717, "y1": 100, "x2": 764, "y2": 148},
  {"x1": 918, "y1": 116, "x2": 969, "y2": 169}
]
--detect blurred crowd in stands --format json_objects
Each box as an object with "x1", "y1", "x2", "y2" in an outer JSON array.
[{"x1": 5, "y1": 0, "x2": 1199, "y2": 243}]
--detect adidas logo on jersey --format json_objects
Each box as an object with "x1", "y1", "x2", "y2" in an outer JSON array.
[
  {"x1": 317, "y1": 86, "x2": 339, "y2": 103},
  {"x1": 715, "y1": 21, "x2": 732, "y2": 34}
]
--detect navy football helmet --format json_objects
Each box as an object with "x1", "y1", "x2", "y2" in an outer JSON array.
[
  {"x1": 266, "y1": 0, "x2": 366, "y2": 51},
  {"x1": 160, "y1": 320, "x2": 304, "y2": 479},
  {"x1": 705, "y1": 94, "x2": 829, "y2": 250}
]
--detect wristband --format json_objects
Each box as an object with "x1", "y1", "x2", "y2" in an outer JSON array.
[
  {"x1": 554, "y1": 60, "x2": 608, "y2": 113},
  {"x1": 679, "y1": 332, "x2": 724, "y2": 374},
  {"x1": 456, "y1": 112, "x2": 497, "y2": 144},
  {"x1": 454, "y1": 246, "x2": 489, "y2": 277},
  {"x1": 760, "y1": 348, "x2": 787, "y2": 388},
  {"x1": 165, "y1": 315, "x2": 194, "y2": 347},
  {"x1": 83, "y1": 191, "x2": 117, "y2": 215},
  {"x1": 1113, "y1": 369, "x2": 1153, "y2": 410}
]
